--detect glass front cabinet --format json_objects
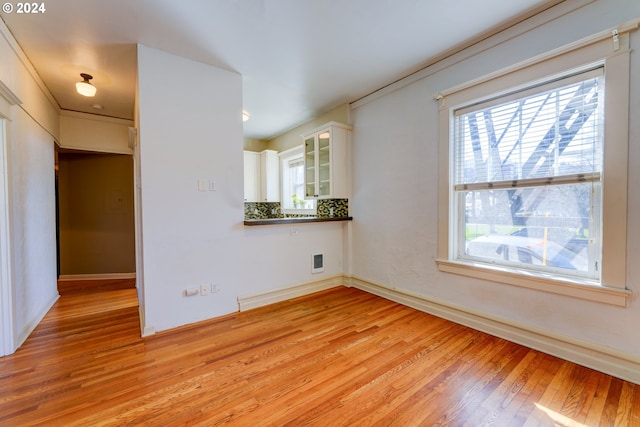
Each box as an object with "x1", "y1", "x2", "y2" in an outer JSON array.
[{"x1": 303, "y1": 122, "x2": 352, "y2": 199}]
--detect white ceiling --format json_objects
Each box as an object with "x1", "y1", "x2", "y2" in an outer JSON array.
[{"x1": 1, "y1": 0, "x2": 554, "y2": 139}]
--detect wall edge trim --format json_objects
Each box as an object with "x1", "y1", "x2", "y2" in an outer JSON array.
[
  {"x1": 0, "y1": 80, "x2": 22, "y2": 106},
  {"x1": 237, "y1": 275, "x2": 344, "y2": 311},
  {"x1": 59, "y1": 109, "x2": 134, "y2": 126},
  {"x1": 14, "y1": 293, "x2": 59, "y2": 353},
  {"x1": 351, "y1": 0, "x2": 598, "y2": 110},
  {"x1": 141, "y1": 324, "x2": 156, "y2": 337},
  {"x1": 58, "y1": 272, "x2": 136, "y2": 281},
  {"x1": 0, "y1": 18, "x2": 60, "y2": 112}
]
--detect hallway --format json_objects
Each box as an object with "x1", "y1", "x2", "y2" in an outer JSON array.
[{"x1": 0, "y1": 287, "x2": 140, "y2": 424}]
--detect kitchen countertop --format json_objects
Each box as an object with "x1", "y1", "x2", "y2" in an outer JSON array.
[{"x1": 244, "y1": 216, "x2": 353, "y2": 226}]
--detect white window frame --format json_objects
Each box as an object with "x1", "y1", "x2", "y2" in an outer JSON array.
[
  {"x1": 436, "y1": 25, "x2": 634, "y2": 306},
  {"x1": 279, "y1": 146, "x2": 316, "y2": 216},
  {"x1": 455, "y1": 68, "x2": 603, "y2": 281}
]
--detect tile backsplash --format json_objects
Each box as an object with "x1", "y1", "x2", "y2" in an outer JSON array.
[
  {"x1": 244, "y1": 202, "x2": 281, "y2": 219},
  {"x1": 317, "y1": 199, "x2": 349, "y2": 218},
  {"x1": 244, "y1": 199, "x2": 349, "y2": 219}
]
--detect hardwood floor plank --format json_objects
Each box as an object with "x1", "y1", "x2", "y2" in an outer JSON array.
[
  {"x1": 507, "y1": 353, "x2": 562, "y2": 426},
  {"x1": 569, "y1": 367, "x2": 611, "y2": 424},
  {"x1": 457, "y1": 349, "x2": 545, "y2": 426},
  {"x1": 631, "y1": 385, "x2": 640, "y2": 427},
  {"x1": 616, "y1": 381, "x2": 638, "y2": 426},
  {"x1": 0, "y1": 286, "x2": 638, "y2": 426},
  {"x1": 601, "y1": 378, "x2": 625, "y2": 425},
  {"x1": 342, "y1": 331, "x2": 512, "y2": 426},
  {"x1": 453, "y1": 344, "x2": 534, "y2": 426}
]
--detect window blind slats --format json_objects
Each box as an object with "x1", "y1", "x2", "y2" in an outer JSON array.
[
  {"x1": 454, "y1": 71, "x2": 603, "y2": 187},
  {"x1": 453, "y1": 67, "x2": 604, "y2": 116}
]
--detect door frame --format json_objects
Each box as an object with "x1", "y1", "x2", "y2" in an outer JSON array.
[
  {"x1": 130, "y1": 127, "x2": 149, "y2": 336},
  {"x1": 0, "y1": 117, "x2": 14, "y2": 356}
]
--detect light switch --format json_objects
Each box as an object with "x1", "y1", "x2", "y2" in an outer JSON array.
[{"x1": 198, "y1": 179, "x2": 207, "y2": 192}]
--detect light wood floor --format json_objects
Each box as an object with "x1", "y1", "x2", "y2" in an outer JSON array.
[{"x1": 1, "y1": 286, "x2": 638, "y2": 426}]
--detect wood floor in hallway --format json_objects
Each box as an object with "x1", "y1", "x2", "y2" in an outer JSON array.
[{"x1": 0, "y1": 286, "x2": 638, "y2": 426}]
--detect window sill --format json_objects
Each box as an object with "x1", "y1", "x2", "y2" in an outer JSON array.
[{"x1": 435, "y1": 259, "x2": 630, "y2": 307}]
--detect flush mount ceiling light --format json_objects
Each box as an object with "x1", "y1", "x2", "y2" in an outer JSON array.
[
  {"x1": 76, "y1": 73, "x2": 96, "y2": 97},
  {"x1": 242, "y1": 110, "x2": 250, "y2": 122}
]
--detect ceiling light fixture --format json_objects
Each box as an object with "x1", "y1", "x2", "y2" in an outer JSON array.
[
  {"x1": 242, "y1": 110, "x2": 250, "y2": 122},
  {"x1": 76, "y1": 73, "x2": 96, "y2": 97}
]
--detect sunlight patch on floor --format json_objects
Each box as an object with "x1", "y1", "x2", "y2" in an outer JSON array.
[{"x1": 534, "y1": 403, "x2": 587, "y2": 427}]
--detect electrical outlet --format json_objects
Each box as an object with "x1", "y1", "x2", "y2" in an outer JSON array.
[
  {"x1": 200, "y1": 284, "x2": 210, "y2": 296},
  {"x1": 185, "y1": 288, "x2": 199, "y2": 297}
]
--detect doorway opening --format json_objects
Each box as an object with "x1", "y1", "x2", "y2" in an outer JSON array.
[{"x1": 55, "y1": 148, "x2": 136, "y2": 294}]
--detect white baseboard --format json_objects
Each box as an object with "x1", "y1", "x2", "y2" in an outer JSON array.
[
  {"x1": 138, "y1": 305, "x2": 155, "y2": 337},
  {"x1": 142, "y1": 325, "x2": 156, "y2": 337},
  {"x1": 58, "y1": 272, "x2": 136, "y2": 281},
  {"x1": 238, "y1": 275, "x2": 344, "y2": 312},
  {"x1": 349, "y1": 275, "x2": 640, "y2": 385},
  {"x1": 14, "y1": 292, "x2": 59, "y2": 353}
]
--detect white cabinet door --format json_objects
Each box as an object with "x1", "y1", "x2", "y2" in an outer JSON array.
[
  {"x1": 317, "y1": 130, "x2": 331, "y2": 197},
  {"x1": 304, "y1": 135, "x2": 316, "y2": 198},
  {"x1": 260, "y1": 150, "x2": 280, "y2": 202},
  {"x1": 303, "y1": 122, "x2": 352, "y2": 199},
  {"x1": 244, "y1": 150, "x2": 280, "y2": 203},
  {"x1": 243, "y1": 151, "x2": 260, "y2": 202}
]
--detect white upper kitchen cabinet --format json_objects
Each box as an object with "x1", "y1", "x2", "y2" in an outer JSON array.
[
  {"x1": 303, "y1": 122, "x2": 352, "y2": 199},
  {"x1": 244, "y1": 150, "x2": 279, "y2": 202}
]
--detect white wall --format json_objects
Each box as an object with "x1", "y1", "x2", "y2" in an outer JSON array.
[
  {"x1": 137, "y1": 45, "x2": 346, "y2": 333},
  {"x1": 351, "y1": 0, "x2": 640, "y2": 363},
  {"x1": 0, "y1": 20, "x2": 59, "y2": 352},
  {"x1": 9, "y1": 109, "x2": 58, "y2": 346}
]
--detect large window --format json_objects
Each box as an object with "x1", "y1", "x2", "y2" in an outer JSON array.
[
  {"x1": 436, "y1": 28, "x2": 631, "y2": 306},
  {"x1": 280, "y1": 146, "x2": 315, "y2": 214},
  {"x1": 454, "y1": 69, "x2": 602, "y2": 280}
]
